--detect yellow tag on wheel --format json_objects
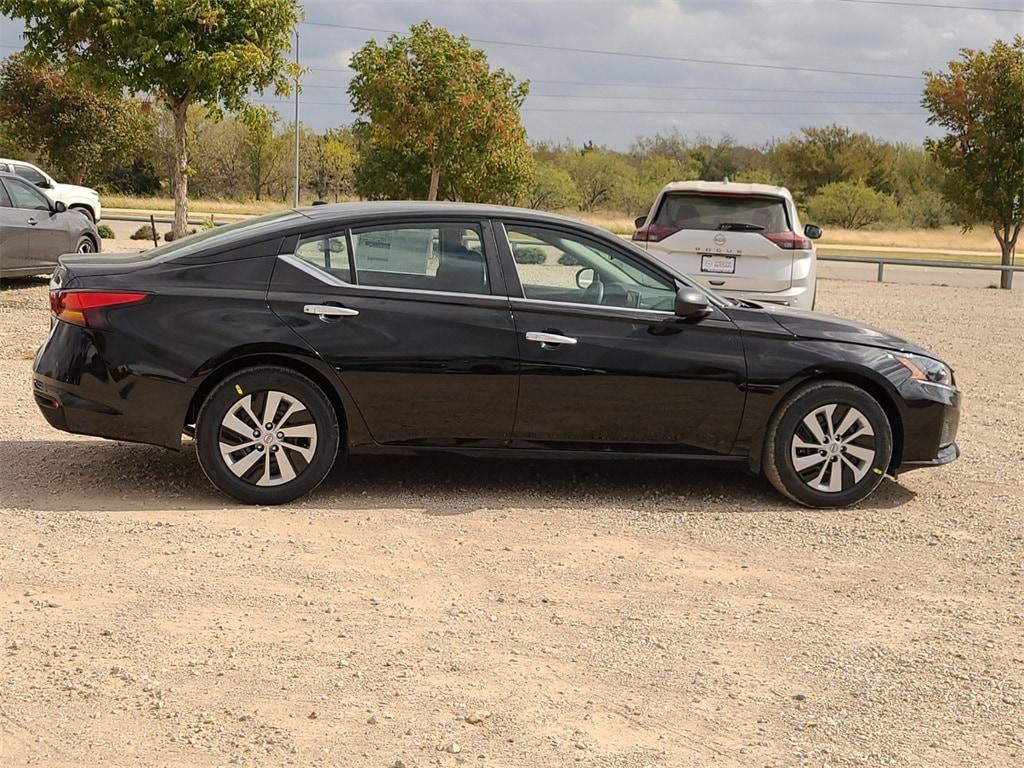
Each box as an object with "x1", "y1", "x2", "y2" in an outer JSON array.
[{"x1": 235, "y1": 384, "x2": 244, "y2": 395}]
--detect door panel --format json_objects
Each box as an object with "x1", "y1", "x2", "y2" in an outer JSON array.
[
  {"x1": 497, "y1": 220, "x2": 746, "y2": 455},
  {"x1": 511, "y1": 301, "x2": 746, "y2": 453},
  {"x1": 3, "y1": 177, "x2": 70, "y2": 265},
  {"x1": 267, "y1": 221, "x2": 518, "y2": 447}
]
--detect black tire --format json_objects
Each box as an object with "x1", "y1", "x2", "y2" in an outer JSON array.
[
  {"x1": 764, "y1": 380, "x2": 893, "y2": 508},
  {"x1": 75, "y1": 235, "x2": 96, "y2": 253},
  {"x1": 195, "y1": 366, "x2": 340, "y2": 505}
]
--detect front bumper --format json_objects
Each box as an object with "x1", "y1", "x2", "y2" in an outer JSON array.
[{"x1": 894, "y1": 378, "x2": 960, "y2": 472}]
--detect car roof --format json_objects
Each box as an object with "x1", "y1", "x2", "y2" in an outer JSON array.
[
  {"x1": 295, "y1": 200, "x2": 599, "y2": 226},
  {"x1": 292, "y1": 201, "x2": 620, "y2": 240},
  {"x1": 658, "y1": 180, "x2": 793, "y2": 200}
]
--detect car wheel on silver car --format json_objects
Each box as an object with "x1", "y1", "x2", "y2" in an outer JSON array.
[
  {"x1": 764, "y1": 381, "x2": 893, "y2": 508},
  {"x1": 195, "y1": 366, "x2": 339, "y2": 504}
]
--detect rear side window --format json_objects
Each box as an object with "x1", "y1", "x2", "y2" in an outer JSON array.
[
  {"x1": 295, "y1": 231, "x2": 352, "y2": 283},
  {"x1": 654, "y1": 193, "x2": 790, "y2": 235},
  {"x1": 0, "y1": 180, "x2": 11, "y2": 207},
  {"x1": 350, "y1": 224, "x2": 488, "y2": 295}
]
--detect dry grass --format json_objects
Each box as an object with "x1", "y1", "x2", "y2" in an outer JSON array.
[
  {"x1": 103, "y1": 195, "x2": 294, "y2": 218},
  {"x1": 819, "y1": 226, "x2": 998, "y2": 253}
]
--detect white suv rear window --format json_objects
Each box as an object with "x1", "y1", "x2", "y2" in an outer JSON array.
[{"x1": 654, "y1": 193, "x2": 789, "y2": 234}]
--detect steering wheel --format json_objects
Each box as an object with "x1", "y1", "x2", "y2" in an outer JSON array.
[{"x1": 582, "y1": 275, "x2": 605, "y2": 305}]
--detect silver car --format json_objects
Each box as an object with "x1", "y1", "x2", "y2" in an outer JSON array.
[{"x1": 0, "y1": 171, "x2": 100, "y2": 278}]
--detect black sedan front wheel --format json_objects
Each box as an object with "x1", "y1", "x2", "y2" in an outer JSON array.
[
  {"x1": 764, "y1": 381, "x2": 893, "y2": 508},
  {"x1": 196, "y1": 366, "x2": 339, "y2": 504}
]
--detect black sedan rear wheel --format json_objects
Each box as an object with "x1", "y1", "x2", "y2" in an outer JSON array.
[
  {"x1": 195, "y1": 366, "x2": 339, "y2": 504},
  {"x1": 764, "y1": 381, "x2": 893, "y2": 508}
]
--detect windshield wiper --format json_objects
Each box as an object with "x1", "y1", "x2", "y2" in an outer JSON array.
[{"x1": 716, "y1": 222, "x2": 765, "y2": 232}]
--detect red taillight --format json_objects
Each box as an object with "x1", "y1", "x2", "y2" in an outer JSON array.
[
  {"x1": 761, "y1": 231, "x2": 812, "y2": 250},
  {"x1": 632, "y1": 224, "x2": 678, "y2": 243},
  {"x1": 50, "y1": 290, "x2": 148, "y2": 327}
]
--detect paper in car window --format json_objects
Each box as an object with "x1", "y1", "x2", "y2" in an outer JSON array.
[{"x1": 354, "y1": 229, "x2": 433, "y2": 274}]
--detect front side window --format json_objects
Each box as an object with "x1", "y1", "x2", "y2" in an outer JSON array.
[
  {"x1": 504, "y1": 223, "x2": 676, "y2": 311},
  {"x1": 4, "y1": 177, "x2": 50, "y2": 211},
  {"x1": 350, "y1": 224, "x2": 488, "y2": 295},
  {"x1": 13, "y1": 164, "x2": 48, "y2": 186}
]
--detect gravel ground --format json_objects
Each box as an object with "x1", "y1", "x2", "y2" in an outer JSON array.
[{"x1": 0, "y1": 277, "x2": 1021, "y2": 768}]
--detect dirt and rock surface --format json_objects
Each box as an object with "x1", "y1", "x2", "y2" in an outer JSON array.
[{"x1": 1, "y1": 277, "x2": 1021, "y2": 767}]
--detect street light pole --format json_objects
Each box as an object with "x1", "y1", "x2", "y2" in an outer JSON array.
[{"x1": 293, "y1": 29, "x2": 300, "y2": 208}]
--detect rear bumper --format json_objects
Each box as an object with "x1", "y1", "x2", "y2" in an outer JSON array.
[
  {"x1": 33, "y1": 320, "x2": 193, "y2": 450},
  {"x1": 715, "y1": 284, "x2": 814, "y2": 310}
]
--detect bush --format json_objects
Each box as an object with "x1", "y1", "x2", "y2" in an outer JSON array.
[
  {"x1": 557, "y1": 252, "x2": 586, "y2": 267},
  {"x1": 513, "y1": 246, "x2": 546, "y2": 265},
  {"x1": 164, "y1": 229, "x2": 197, "y2": 242},
  {"x1": 898, "y1": 189, "x2": 951, "y2": 229},
  {"x1": 96, "y1": 224, "x2": 115, "y2": 239},
  {"x1": 130, "y1": 224, "x2": 157, "y2": 241},
  {"x1": 806, "y1": 181, "x2": 900, "y2": 229}
]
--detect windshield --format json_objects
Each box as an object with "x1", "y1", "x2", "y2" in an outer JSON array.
[
  {"x1": 142, "y1": 210, "x2": 303, "y2": 261},
  {"x1": 654, "y1": 193, "x2": 790, "y2": 234}
]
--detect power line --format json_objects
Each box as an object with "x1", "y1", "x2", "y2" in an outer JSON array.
[
  {"x1": 835, "y1": 0, "x2": 1023, "y2": 12},
  {"x1": 300, "y1": 75, "x2": 921, "y2": 97},
  {"x1": 297, "y1": 21, "x2": 924, "y2": 80}
]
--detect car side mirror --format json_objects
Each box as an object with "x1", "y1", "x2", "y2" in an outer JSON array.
[
  {"x1": 575, "y1": 267, "x2": 596, "y2": 289},
  {"x1": 804, "y1": 224, "x2": 823, "y2": 240},
  {"x1": 52, "y1": 200, "x2": 67, "y2": 214},
  {"x1": 674, "y1": 287, "x2": 711, "y2": 320},
  {"x1": 634, "y1": 215, "x2": 647, "y2": 229}
]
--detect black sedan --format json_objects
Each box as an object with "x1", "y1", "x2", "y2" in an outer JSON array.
[
  {"x1": 0, "y1": 171, "x2": 99, "y2": 278},
  {"x1": 32, "y1": 203, "x2": 960, "y2": 507}
]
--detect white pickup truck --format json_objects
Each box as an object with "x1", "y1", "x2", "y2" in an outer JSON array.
[{"x1": 0, "y1": 158, "x2": 102, "y2": 223}]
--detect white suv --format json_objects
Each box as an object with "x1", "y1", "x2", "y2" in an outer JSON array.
[
  {"x1": 633, "y1": 181, "x2": 821, "y2": 310},
  {"x1": 0, "y1": 159, "x2": 102, "y2": 223}
]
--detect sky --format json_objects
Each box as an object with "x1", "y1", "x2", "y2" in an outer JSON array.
[{"x1": 1, "y1": 0, "x2": 1021, "y2": 150}]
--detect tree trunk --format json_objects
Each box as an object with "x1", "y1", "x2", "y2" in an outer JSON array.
[
  {"x1": 999, "y1": 238, "x2": 1015, "y2": 290},
  {"x1": 170, "y1": 99, "x2": 191, "y2": 239},
  {"x1": 427, "y1": 165, "x2": 440, "y2": 201}
]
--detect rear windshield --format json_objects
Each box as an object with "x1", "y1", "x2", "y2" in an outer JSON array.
[
  {"x1": 653, "y1": 193, "x2": 790, "y2": 234},
  {"x1": 141, "y1": 210, "x2": 303, "y2": 262}
]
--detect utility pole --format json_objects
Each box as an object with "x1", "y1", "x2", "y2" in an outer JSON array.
[{"x1": 292, "y1": 29, "x2": 300, "y2": 208}]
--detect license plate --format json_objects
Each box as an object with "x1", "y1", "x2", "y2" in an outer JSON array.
[{"x1": 701, "y1": 254, "x2": 736, "y2": 274}]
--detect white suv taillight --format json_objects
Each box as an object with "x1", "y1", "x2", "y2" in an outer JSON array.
[{"x1": 761, "y1": 231, "x2": 812, "y2": 250}]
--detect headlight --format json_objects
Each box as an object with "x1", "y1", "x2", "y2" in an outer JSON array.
[{"x1": 893, "y1": 353, "x2": 953, "y2": 387}]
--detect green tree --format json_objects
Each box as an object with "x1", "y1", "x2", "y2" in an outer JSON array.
[
  {"x1": 525, "y1": 164, "x2": 579, "y2": 210},
  {"x1": 769, "y1": 125, "x2": 888, "y2": 198},
  {"x1": 923, "y1": 36, "x2": 1024, "y2": 289},
  {"x1": 1, "y1": 0, "x2": 301, "y2": 236},
  {"x1": 0, "y1": 53, "x2": 150, "y2": 185},
  {"x1": 806, "y1": 181, "x2": 900, "y2": 230},
  {"x1": 303, "y1": 128, "x2": 356, "y2": 202},
  {"x1": 239, "y1": 109, "x2": 289, "y2": 201},
  {"x1": 348, "y1": 21, "x2": 531, "y2": 202},
  {"x1": 562, "y1": 149, "x2": 634, "y2": 211}
]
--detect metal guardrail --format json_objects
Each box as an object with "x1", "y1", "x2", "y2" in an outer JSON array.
[{"x1": 817, "y1": 254, "x2": 1023, "y2": 282}]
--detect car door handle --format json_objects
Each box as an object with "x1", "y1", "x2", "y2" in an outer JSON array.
[
  {"x1": 303, "y1": 304, "x2": 359, "y2": 319},
  {"x1": 526, "y1": 331, "x2": 577, "y2": 346},
  {"x1": 27, "y1": 217, "x2": 37, "y2": 226}
]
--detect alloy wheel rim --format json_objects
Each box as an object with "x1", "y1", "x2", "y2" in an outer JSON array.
[
  {"x1": 790, "y1": 403, "x2": 876, "y2": 493},
  {"x1": 218, "y1": 390, "x2": 318, "y2": 487},
  {"x1": 78, "y1": 240, "x2": 93, "y2": 253}
]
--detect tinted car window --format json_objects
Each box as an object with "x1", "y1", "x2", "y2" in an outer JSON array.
[
  {"x1": 139, "y1": 210, "x2": 302, "y2": 262},
  {"x1": 350, "y1": 224, "x2": 488, "y2": 295},
  {"x1": 295, "y1": 231, "x2": 352, "y2": 283},
  {"x1": 654, "y1": 193, "x2": 789, "y2": 235},
  {"x1": 13, "y1": 164, "x2": 48, "y2": 186},
  {"x1": 505, "y1": 224, "x2": 676, "y2": 311},
  {"x1": 0, "y1": 180, "x2": 11, "y2": 207},
  {"x1": 5, "y1": 177, "x2": 51, "y2": 210}
]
